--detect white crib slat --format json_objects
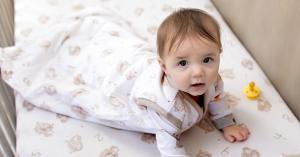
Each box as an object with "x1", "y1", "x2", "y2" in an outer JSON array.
[
  {"x1": 0, "y1": 0, "x2": 16, "y2": 156},
  {"x1": 0, "y1": 81, "x2": 15, "y2": 131},
  {"x1": 0, "y1": 126, "x2": 15, "y2": 157},
  {"x1": 0, "y1": 78, "x2": 16, "y2": 157},
  {"x1": 0, "y1": 0, "x2": 14, "y2": 47}
]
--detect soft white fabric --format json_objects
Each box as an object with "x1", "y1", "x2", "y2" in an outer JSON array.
[
  {"x1": 5, "y1": 0, "x2": 300, "y2": 156},
  {"x1": 0, "y1": 5, "x2": 234, "y2": 156},
  {"x1": 156, "y1": 130, "x2": 188, "y2": 157}
]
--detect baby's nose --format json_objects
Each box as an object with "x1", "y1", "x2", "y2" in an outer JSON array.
[{"x1": 192, "y1": 65, "x2": 204, "y2": 77}]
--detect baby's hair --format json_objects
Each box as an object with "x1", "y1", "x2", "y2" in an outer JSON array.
[{"x1": 157, "y1": 8, "x2": 222, "y2": 58}]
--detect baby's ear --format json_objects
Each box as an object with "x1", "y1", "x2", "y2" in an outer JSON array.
[{"x1": 158, "y1": 58, "x2": 167, "y2": 74}]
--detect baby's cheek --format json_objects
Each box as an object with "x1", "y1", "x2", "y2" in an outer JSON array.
[
  {"x1": 207, "y1": 73, "x2": 218, "y2": 85},
  {"x1": 168, "y1": 70, "x2": 190, "y2": 89},
  {"x1": 170, "y1": 79, "x2": 184, "y2": 92},
  {"x1": 176, "y1": 76, "x2": 189, "y2": 87}
]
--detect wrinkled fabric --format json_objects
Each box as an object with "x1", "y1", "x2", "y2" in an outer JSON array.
[{"x1": 0, "y1": 8, "x2": 232, "y2": 157}]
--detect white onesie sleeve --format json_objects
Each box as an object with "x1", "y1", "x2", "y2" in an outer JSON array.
[
  {"x1": 208, "y1": 75, "x2": 236, "y2": 129},
  {"x1": 156, "y1": 129, "x2": 190, "y2": 157},
  {"x1": 146, "y1": 108, "x2": 189, "y2": 157}
]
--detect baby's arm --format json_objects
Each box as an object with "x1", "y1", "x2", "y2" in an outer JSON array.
[{"x1": 208, "y1": 75, "x2": 250, "y2": 142}]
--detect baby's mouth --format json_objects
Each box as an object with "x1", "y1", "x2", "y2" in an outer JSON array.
[
  {"x1": 191, "y1": 83, "x2": 205, "y2": 91},
  {"x1": 191, "y1": 83, "x2": 205, "y2": 86}
]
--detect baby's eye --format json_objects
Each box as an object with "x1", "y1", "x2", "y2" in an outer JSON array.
[
  {"x1": 177, "y1": 60, "x2": 188, "y2": 67},
  {"x1": 203, "y1": 57, "x2": 214, "y2": 63}
]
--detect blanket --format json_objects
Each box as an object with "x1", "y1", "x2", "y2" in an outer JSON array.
[{"x1": 0, "y1": 8, "x2": 156, "y2": 123}]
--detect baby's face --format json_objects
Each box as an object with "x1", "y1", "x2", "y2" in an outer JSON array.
[{"x1": 159, "y1": 35, "x2": 220, "y2": 96}]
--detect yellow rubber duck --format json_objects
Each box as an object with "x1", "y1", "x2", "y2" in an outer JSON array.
[{"x1": 244, "y1": 81, "x2": 260, "y2": 99}]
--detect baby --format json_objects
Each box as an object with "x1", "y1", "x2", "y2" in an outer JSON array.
[
  {"x1": 150, "y1": 8, "x2": 250, "y2": 156},
  {"x1": 0, "y1": 7, "x2": 249, "y2": 157},
  {"x1": 103, "y1": 8, "x2": 250, "y2": 156}
]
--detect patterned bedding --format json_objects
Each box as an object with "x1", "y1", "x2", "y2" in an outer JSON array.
[{"x1": 8, "y1": 0, "x2": 300, "y2": 156}]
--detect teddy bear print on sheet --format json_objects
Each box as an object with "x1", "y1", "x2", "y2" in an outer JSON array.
[
  {"x1": 241, "y1": 147, "x2": 261, "y2": 157},
  {"x1": 23, "y1": 100, "x2": 35, "y2": 111},
  {"x1": 99, "y1": 146, "x2": 120, "y2": 157},
  {"x1": 34, "y1": 122, "x2": 54, "y2": 137},
  {"x1": 196, "y1": 149, "x2": 212, "y2": 157},
  {"x1": 66, "y1": 134, "x2": 83, "y2": 153},
  {"x1": 8, "y1": 0, "x2": 300, "y2": 156}
]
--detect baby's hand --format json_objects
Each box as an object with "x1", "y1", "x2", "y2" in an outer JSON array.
[{"x1": 222, "y1": 124, "x2": 250, "y2": 142}]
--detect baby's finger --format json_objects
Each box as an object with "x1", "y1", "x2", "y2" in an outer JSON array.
[
  {"x1": 239, "y1": 124, "x2": 249, "y2": 130},
  {"x1": 234, "y1": 132, "x2": 244, "y2": 142},
  {"x1": 239, "y1": 123, "x2": 250, "y2": 136},
  {"x1": 239, "y1": 131, "x2": 249, "y2": 141},
  {"x1": 225, "y1": 134, "x2": 236, "y2": 143},
  {"x1": 240, "y1": 131, "x2": 248, "y2": 141}
]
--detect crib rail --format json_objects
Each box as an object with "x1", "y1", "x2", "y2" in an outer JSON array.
[
  {"x1": 0, "y1": 0, "x2": 14, "y2": 47},
  {"x1": 0, "y1": 78, "x2": 16, "y2": 157},
  {"x1": 0, "y1": 0, "x2": 16, "y2": 156}
]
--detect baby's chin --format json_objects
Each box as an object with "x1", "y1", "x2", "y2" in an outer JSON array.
[
  {"x1": 188, "y1": 92, "x2": 205, "y2": 96},
  {"x1": 184, "y1": 89, "x2": 206, "y2": 96}
]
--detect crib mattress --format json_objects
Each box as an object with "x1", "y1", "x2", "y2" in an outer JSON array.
[{"x1": 14, "y1": 0, "x2": 300, "y2": 156}]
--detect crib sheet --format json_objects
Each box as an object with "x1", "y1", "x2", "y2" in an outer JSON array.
[{"x1": 13, "y1": 0, "x2": 300, "y2": 156}]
